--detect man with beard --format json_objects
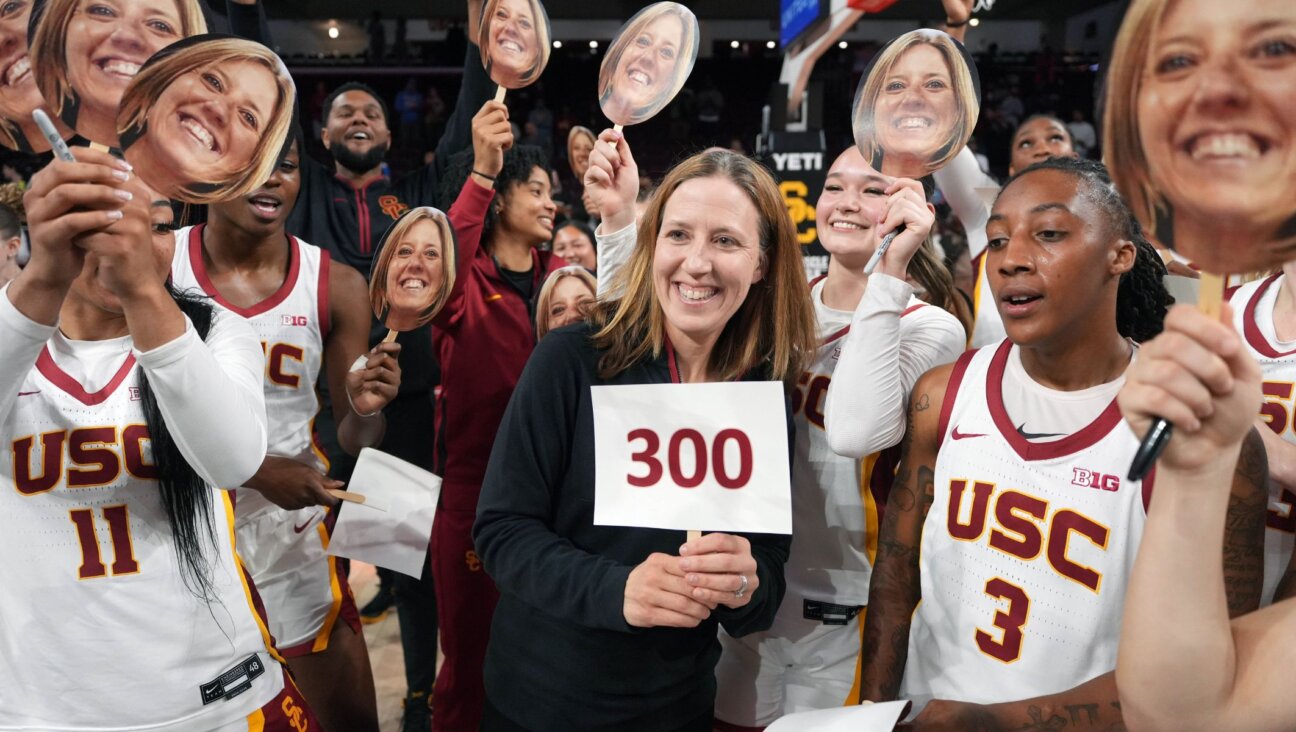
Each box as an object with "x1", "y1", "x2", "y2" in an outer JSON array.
[{"x1": 229, "y1": 1, "x2": 490, "y2": 274}]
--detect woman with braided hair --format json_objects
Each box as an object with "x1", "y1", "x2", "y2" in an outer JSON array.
[{"x1": 857, "y1": 156, "x2": 1266, "y2": 729}]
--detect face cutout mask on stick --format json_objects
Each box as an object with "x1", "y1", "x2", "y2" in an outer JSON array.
[
  {"x1": 1103, "y1": 0, "x2": 1296, "y2": 275},
  {"x1": 598, "y1": 1, "x2": 699, "y2": 129},
  {"x1": 29, "y1": 0, "x2": 210, "y2": 149},
  {"x1": 0, "y1": 0, "x2": 70, "y2": 152},
  {"x1": 370, "y1": 206, "x2": 458, "y2": 339},
  {"x1": 568, "y1": 125, "x2": 595, "y2": 180},
  {"x1": 479, "y1": 0, "x2": 551, "y2": 102},
  {"x1": 116, "y1": 34, "x2": 296, "y2": 205},
  {"x1": 851, "y1": 28, "x2": 981, "y2": 181}
]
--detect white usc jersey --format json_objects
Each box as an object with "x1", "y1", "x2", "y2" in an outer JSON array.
[
  {"x1": 0, "y1": 339, "x2": 282, "y2": 730},
  {"x1": 172, "y1": 225, "x2": 346, "y2": 654},
  {"x1": 1230, "y1": 274, "x2": 1296, "y2": 605},
  {"x1": 171, "y1": 224, "x2": 330, "y2": 514},
  {"x1": 771, "y1": 278, "x2": 924, "y2": 637},
  {"x1": 901, "y1": 342, "x2": 1149, "y2": 707}
]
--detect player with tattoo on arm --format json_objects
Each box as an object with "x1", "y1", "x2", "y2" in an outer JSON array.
[
  {"x1": 1228, "y1": 261, "x2": 1296, "y2": 605},
  {"x1": 858, "y1": 157, "x2": 1265, "y2": 730},
  {"x1": 1116, "y1": 295, "x2": 1289, "y2": 731}
]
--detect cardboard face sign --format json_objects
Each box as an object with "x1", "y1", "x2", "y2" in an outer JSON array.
[
  {"x1": 591, "y1": 381, "x2": 793, "y2": 535},
  {"x1": 29, "y1": 0, "x2": 210, "y2": 149},
  {"x1": 479, "y1": 0, "x2": 551, "y2": 91},
  {"x1": 116, "y1": 35, "x2": 295, "y2": 204},
  {"x1": 568, "y1": 125, "x2": 595, "y2": 180},
  {"x1": 852, "y1": 29, "x2": 980, "y2": 180},
  {"x1": 598, "y1": 1, "x2": 700, "y2": 128},
  {"x1": 1104, "y1": 0, "x2": 1296, "y2": 274},
  {"x1": 370, "y1": 207, "x2": 458, "y2": 332},
  {"x1": 0, "y1": 0, "x2": 70, "y2": 153}
]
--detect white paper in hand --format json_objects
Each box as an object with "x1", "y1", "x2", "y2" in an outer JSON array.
[
  {"x1": 328, "y1": 448, "x2": 441, "y2": 578},
  {"x1": 765, "y1": 700, "x2": 911, "y2": 732}
]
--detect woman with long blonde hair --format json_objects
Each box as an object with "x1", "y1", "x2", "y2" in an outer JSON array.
[{"x1": 473, "y1": 143, "x2": 816, "y2": 731}]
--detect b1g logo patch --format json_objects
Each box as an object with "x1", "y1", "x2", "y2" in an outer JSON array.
[{"x1": 1072, "y1": 468, "x2": 1121, "y2": 492}]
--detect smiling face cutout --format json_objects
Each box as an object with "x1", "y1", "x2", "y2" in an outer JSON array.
[
  {"x1": 116, "y1": 35, "x2": 295, "y2": 204},
  {"x1": 29, "y1": 0, "x2": 208, "y2": 147},
  {"x1": 370, "y1": 207, "x2": 458, "y2": 332},
  {"x1": 478, "y1": 0, "x2": 551, "y2": 90},
  {"x1": 0, "y1": 0, "x2": 70, "y2": 152},
  {"x1": 852, "y1": 29, "x2": 980, "y2": 180},
  {"x1": 599, "y1": 2, "x2": 699, "y2": 127},
  {"x1": 1105, "y1": 0, "x2": 1296, "y2": 273}
]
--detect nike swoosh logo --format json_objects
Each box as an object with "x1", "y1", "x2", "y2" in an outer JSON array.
[
  {"x1": 17, "y1": 391, "x2": 39, "y2": 397},
  {"x1": 293, "y1": 518, "x2": 315, "y2": 534},
  {"x1": 951, "y1": 426, "x2": 986, "y2": 440},
  {"x1": 1016, "y1": 423, "x2": 1064, "y2": 440}
]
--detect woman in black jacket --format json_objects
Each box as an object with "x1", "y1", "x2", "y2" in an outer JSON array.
[{"x1": 474, "y1": 144, "x2": 818, "y2": 731}]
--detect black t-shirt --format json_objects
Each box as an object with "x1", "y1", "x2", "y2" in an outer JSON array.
[
  {"x1": 474, "y1": 323, "x2": 794, "y2": 731},
  {"x1": 498, "y1": 265, "x2": 535, "y2": 302}
]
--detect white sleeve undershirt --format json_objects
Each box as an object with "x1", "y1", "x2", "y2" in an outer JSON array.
[
  {"x1": 823, "y1": 274, "x2": 967, "y2": 458},
  {"x1": 133, "y1": 309, "x2": 268, "y2": 489},
  {"x1": 0, "y1": 283, "x2": 57, "y2": 425},
  {"x1": 594, "y1": 221, "x2": 637, "y2": 301},
  {"x1": 933, "y1": 146, "x2": 1000, "y2": 261}
]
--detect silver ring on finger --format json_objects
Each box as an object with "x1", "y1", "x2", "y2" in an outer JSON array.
[{"x1": 733, "y1": 574, "x2": 749, "y2": 599}]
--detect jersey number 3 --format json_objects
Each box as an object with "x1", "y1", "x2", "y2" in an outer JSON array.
[
  {"x1": 975, "y1": 577, "x2": 1029, "y2": 663},
  {"x1": 69, "y1": 505, "x2": 139, "y2": 579}
]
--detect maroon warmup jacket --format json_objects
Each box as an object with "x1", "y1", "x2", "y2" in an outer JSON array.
[{"x1": 433, "y1": 179, "x2": 560, "y2": 511}]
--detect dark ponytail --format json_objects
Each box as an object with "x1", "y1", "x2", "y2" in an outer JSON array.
[
  {"x1": 1003, "y1": 156, "x2": 1173, "y2": 344},
  {"x1": 907, "y1": 235, "x2": 974, "y2": 336},
  {"x1": 1116, "y1": 219, "x2": 1172, "y2": 343},
  {"x1": 140, "y1": 285, "x2": 220, "y2": 599}
]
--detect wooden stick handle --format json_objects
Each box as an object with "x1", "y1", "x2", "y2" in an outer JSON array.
[
  {"x1": 382, "y1": 329, "x2": 399, "y2": 343},
  {"x1": 686, "y1": 530, "x2": 701, "y2": 542},
  {"x1": 494, "y1": 85, "x2": 507, "y2": 103},
  {"x1": 1197, "y1": 272, "x2": 1225, "y2": 318},
  {"x1": 326, "y1": 488, "x2": 365, "y2": 505},
  {"x1": 612, "y1": 123, "x2": 624, "y2": 134}
]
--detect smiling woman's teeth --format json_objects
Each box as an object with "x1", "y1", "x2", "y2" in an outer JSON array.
[
  {"x1": 896, "y1": 117, "x2": 932, "y2": 129},
  {"x1": 679, "y1": 285, "x2": 716, "y2": 301},
  {"x1": 5, "y1": 56, "x2": 29, "y2": 87},
  {"x1": 831, "y1": 221, "x2": 863, "y2": 231},
  {"x1": 180, "y1": 117, "x2": 215, "y2": 151},
  {"x1": 1190, "y1": 133, "x2": 1261, "y2": 160},
  {"x1": 250, "y1": 197, "x2": 279, "y2": 214},
  {"x1": 101, "y1": 59, "x2": 140, "y2": 78},
  {"x1": 402, "y1": 279, "x2": 427, "y2": 291},
  {"x1": 628, "y1": 70, "x2": 650, "y2": 86},
  {"x1": 500, "y1": 40, "x2": 523, "y2": 53}
]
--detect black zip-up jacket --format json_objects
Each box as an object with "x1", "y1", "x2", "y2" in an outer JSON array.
[{"x1": 473, "y1": 324, "x2": 794, "y2": 731}]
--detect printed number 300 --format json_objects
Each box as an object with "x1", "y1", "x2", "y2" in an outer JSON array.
[{"x1": 626, "y1": 428, "x2": 753, "y2": 489}]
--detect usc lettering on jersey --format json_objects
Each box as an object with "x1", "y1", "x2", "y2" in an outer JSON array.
[
  {"x1": 171, "y1": 225, "x2": 345, "y2": 655},
  {"x1": 0, "y1": 341, "x2": 282, "y2": 730},
  {"x1": 901, "y1": 341, "x2": 1150, "y2": 708}
]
